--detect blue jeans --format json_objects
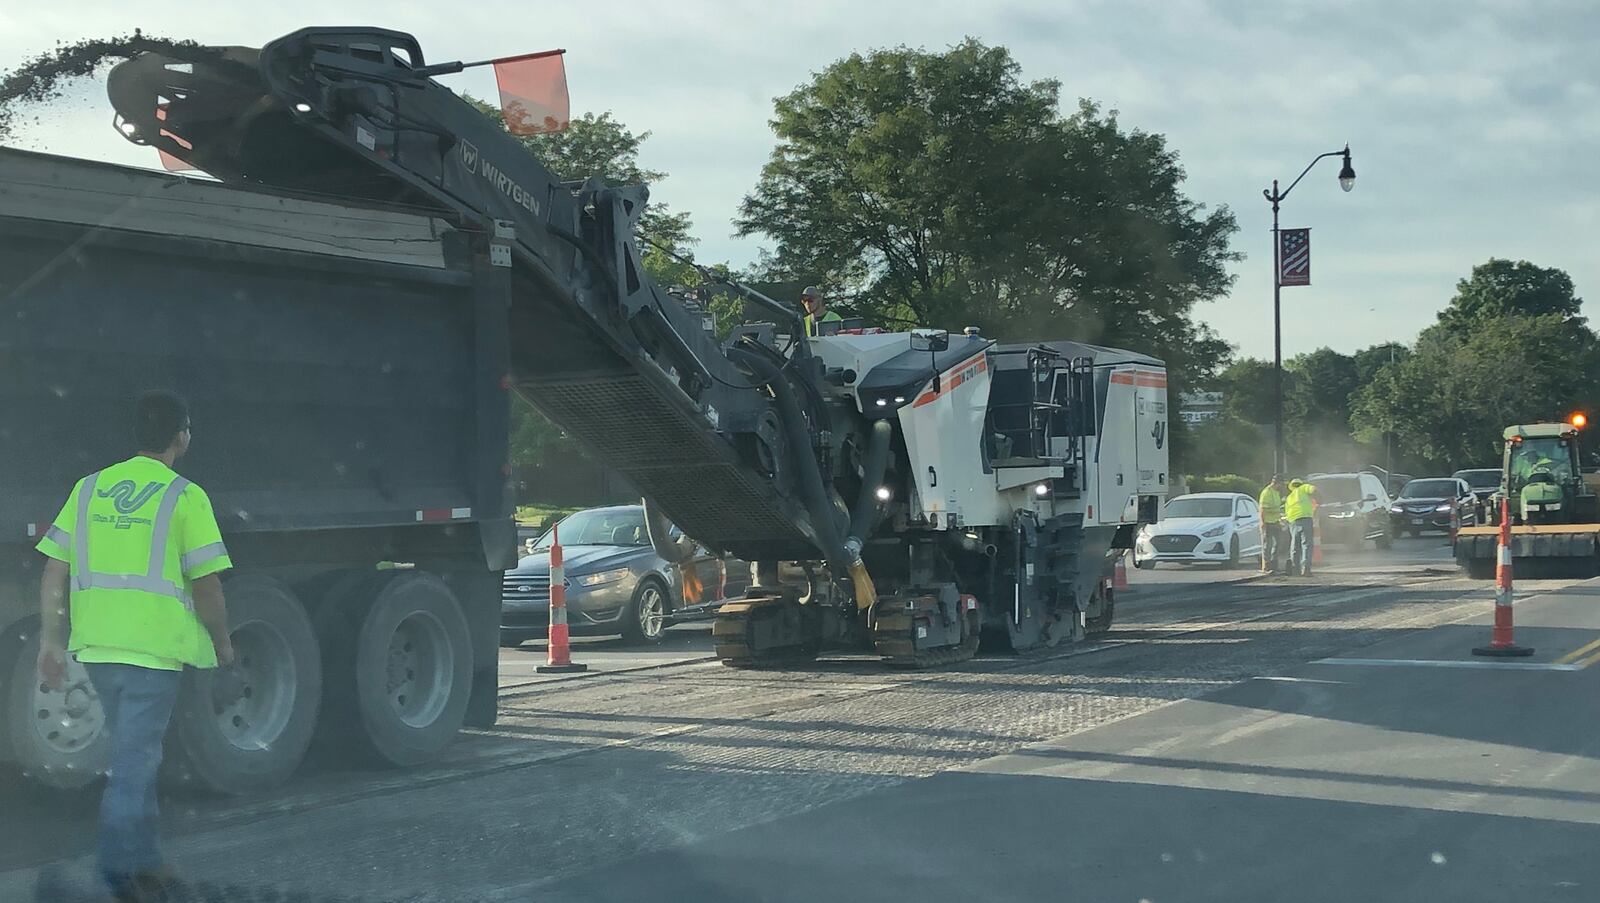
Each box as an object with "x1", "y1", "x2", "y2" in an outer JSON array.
[
  {"x1": 83, "y1": 662, "x2": 182, "y2": 884},
  {"x1": 1288, "y1": 517, "x2": 1315, "y2": 575}
]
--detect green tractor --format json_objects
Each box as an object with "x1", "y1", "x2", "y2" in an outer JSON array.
[
  {"x1": 1499, "y1": 423, "x2": 1597, "y2": 525},
  {"x1": 1455, "y1": 422, "x2": 1600, "y2": 578}
]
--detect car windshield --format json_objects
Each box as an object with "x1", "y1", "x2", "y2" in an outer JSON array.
[
  {"x1": 536, "y1": 509, "x2": 648, "y2": 548},
  {"x1": 1456, "y1": 470, "x2": 1501, "y2": 490},
  {"x1": 1314, "y1": 477, "x2": 1362, "y2": 503},
  {"x1": 1163, "y1": 497, "x2": 1234, "y2": 519},
  {"x1": 1400, "y1": 479, "x2": 1457, "y2": 499}
]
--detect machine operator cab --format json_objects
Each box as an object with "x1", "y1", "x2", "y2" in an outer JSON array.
[
  {"x1": 1501, "y1": 423, "x2": 1594, "y2": 525},
  {"x1": 800, "y1": 326, "x2": 1168, "y2": 533}
]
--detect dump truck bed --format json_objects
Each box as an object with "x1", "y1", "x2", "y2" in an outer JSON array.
[{"x1": 0, "y1": 146, "x2": 511, "y2": 557}]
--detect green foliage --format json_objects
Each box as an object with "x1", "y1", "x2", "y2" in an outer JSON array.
[
  {"x1": 736, "y1": 40, "x2": 1239, "y2": 392},
  {"x1": 1180, "y1": 414, "x2": 1272, "y2": 483},
  {"x1": 1352, "y1": 342, "x2": 1408, "y2": 386},
  {"x1": 1437, "y1": 259, "x2": 1584, "y2": 334},
  {"x1": 1351, "y1": 314, "x2": 1600, "y2": 470},
  {"x1": 1184, "y1": 473, "x2": 1261, "y2": 496}
]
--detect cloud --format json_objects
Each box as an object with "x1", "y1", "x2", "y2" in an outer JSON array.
[{"x1": 3, "y1": 0, "x2": 1594, "y2": 361}]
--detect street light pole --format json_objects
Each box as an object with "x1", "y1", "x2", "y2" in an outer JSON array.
[{"x1": 1263, "y1": 145, "x2": 1355, "y2": 476}]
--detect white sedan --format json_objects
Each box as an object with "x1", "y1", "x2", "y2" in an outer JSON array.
[{"x1": 1134, "y1": 492, "x2": 1265, "y2": 569}]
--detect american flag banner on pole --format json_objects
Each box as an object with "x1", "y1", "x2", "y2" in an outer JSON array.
[{"x1": 1279, "y1": 228, "x2": 1311, "y2": 286}]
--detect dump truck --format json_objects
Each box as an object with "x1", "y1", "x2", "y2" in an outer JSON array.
[
  {"x1": 1454, "y1": 422, "x2": 1600, "y2": 578},
  {"x1": 1, "y1": 26, "x2": 1168, "y2": 793}
]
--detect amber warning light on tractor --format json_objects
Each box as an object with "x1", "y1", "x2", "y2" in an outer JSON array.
[{"x1": 1571, "y1": 412, "x2": 1588, "y2": 430}]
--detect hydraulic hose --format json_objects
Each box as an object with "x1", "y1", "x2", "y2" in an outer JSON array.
[{"x1": 848, "y1": 419, "x2": 894, "y2": 544}]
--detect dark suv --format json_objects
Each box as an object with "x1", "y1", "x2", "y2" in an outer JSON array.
[{"x1": 1307, "y1": 471, "x2": 1395, "y2": 549}]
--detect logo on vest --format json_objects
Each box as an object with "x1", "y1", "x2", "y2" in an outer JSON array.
[{"x1": 98, "y1": 480, "x2": 164, "y2": 514}]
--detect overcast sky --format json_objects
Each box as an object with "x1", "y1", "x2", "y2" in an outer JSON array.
[{"x1": 4, "y1": 0, "x2": 1596, "y2": 361}]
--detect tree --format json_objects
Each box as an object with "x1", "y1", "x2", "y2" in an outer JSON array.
[
  {"x1": 1286, "y1": 348, "x2": 1358, "y2": 433},
  {"x1": 1436, "y1": 258, "x2": 1584, "y2": 334},
  {"x1": 736, "y1": 40, "x2": 1238, "y2": 391},
  {"x1": 1352, "y1": 342, "x2": 1409, "y2": 386},
  {"x1": 1352, "y1": 315, "x2": 1600, "y2": 469}
]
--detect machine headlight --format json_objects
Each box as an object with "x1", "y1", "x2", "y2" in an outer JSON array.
[
  {"x1": 1201, "y1": 524, "x2": 1227, "y2": 537},
  {"x1": 576, "y1": 567, "x2": 632, "y2": 588}
]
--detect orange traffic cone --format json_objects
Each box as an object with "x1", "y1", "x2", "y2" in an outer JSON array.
[
  {"x1": 538, "y1": 523, "x2": 588, "y2": 674},
  {"x1": 1113, "y1": 552, "x2": 1130, "y2": 589},
  {"x1": 1474, "y1": 496, "x2": 1533, "y2": 657}
]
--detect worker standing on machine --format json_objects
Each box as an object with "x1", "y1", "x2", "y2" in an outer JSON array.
[
  {"x1": 801, "y1": 285, "x2": 843, "y2": 337},
  {"x1": 34, "y1": 392, "x2": 235, "y2": 901},
  {"x1": 1258, "y1": 474, "x2": 1288, "y2": 574},
  {"x1": 1284, "y1": 478, "x2": 1319, "y2": 577}
]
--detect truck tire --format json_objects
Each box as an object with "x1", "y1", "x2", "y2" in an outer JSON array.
[
  {"x1": 324, "y1": 571, "x2": 472, "y2": 767},
  {"x1": 620, "y1": 576, "x2": 670, "y2": 645},
  {"x1": 5, "y1": 628, "x2": 109, "y2": 790},
  {"x1": 164, "y1": 576, "x2": 321, "y2": 795}
]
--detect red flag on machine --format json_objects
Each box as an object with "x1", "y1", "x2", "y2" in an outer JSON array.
[
  {"x1": 1278, "y1": 228, "x2": 1311, "y2": 286},
  {"x1": 493, "y1": 50, "x2": 569, "y2": 135}
]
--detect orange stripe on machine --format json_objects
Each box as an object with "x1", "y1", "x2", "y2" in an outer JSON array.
[
  {"x1": 1110, "y1": 369, "x2": 1167, "y2": 387},
  {"x1": 911, "y1": 352, "x2": 989, "y2": 408}
]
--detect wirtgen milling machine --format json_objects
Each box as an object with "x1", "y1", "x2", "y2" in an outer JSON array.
[{"x1": 101, "y1": 27, "x2": 1170, "y2": 666}]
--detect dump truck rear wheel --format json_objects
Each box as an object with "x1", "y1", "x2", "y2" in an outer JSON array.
[
  {"x1": 324, "y1": 572, "x2": 472, "y2": 767},
  {"x1": 164, "y1": 576, "x2": 321, "y2": 794},
  {"x1": 4, "y1": 627, "x2": 108, "y2": 790}
]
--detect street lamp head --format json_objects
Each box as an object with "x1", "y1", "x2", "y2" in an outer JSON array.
[{"x1": 1338, "y1": 146, "x2": 1356, "y2": 192}]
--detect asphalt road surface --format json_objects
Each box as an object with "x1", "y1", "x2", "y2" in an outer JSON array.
[{"x1": 9, "y1": 535, "x2": 1596, "y2": 902}]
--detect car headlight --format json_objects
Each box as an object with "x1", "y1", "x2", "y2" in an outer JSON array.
[
  {"x1": 1434, "y1": 503, "x2": 1452, "y2": 512},
  {"x1": 575, "y1": 567, "x2": 632, "y2": 588},
  {"x1": 1201, "y1": 524, "x2": 1227, "y2": 537},
  {"x1": 1389, "y1": 505, "x2": 1404, "y2": 514}
]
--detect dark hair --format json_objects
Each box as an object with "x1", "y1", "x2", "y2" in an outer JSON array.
[{"x1": 134, "y1": 392, "x2": 190, "y2": 452}]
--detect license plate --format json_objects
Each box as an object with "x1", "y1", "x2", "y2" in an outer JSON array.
[{"x1": 1411, "y1": 517, "x2": 1424, "y2": 525}]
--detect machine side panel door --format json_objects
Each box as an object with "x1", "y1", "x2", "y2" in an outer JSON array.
[
  {"x1": 1133, "y1": 368, "x2": 1170, "y2": 496},
  {"x1": 899, "y1": 351, "x2": 995, "y2": 527},
  {"x1": 1097, "y1": 368, "x2": 1138, "y2": 524}
]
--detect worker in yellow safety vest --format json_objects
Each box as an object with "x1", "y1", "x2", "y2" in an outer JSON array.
[
  {"x1": 1284, "y1": 478, "x2": 1319, "y2": 577},
  {"x1": 801, "y1": 285, "x2": 843, "y2": 337},
  {"x1": 1257, "y1": 474, "x2": 1288, "y2": 574},
  {"x1": 35, "y1": 391, "x2": 234, "y2": 900}
]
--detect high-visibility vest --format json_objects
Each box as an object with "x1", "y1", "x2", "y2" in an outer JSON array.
[
  {"x1": 804, "y1": 309, "x2": 843, "y2": 337},
  {"x1": 1284, "y1": 484, "x2": 1318, "y2": 521},
  {"x1": 1258, "y1": 486, "x2": 1285, "y2": 523},
  {"x1": 37, "y1": 456, "x2": 233, "y2": 668}
]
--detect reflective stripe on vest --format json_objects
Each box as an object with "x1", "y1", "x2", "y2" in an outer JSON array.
[{"x1": 73, "y1": 472, "x2": 195, "y2": 610}]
